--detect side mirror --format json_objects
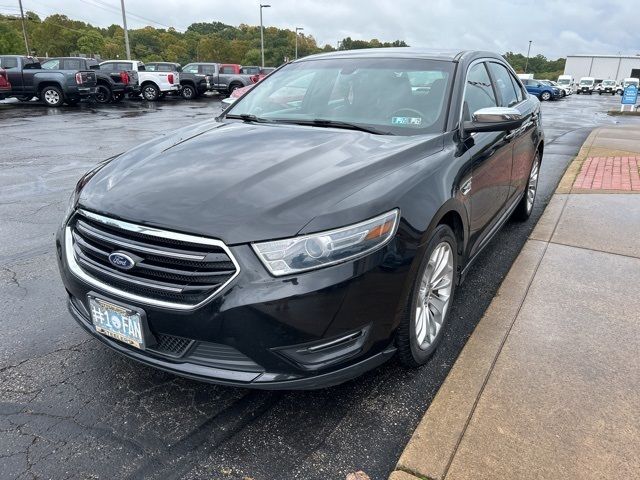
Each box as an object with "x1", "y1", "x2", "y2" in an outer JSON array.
[
  {"x1": 537, "y1": 83, "x2": 542, "y2": 87},
  {"x1": 463, "y1": 107, "x2": 525, "y2": 133}
]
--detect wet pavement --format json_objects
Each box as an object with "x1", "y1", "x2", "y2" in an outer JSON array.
[{"x1": 1, "y1": 93, "x2": 639, "y2": 480}]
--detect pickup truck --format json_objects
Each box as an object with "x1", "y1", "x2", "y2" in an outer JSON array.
[
  {"x1": 0, "y1": 67, "x2": 10, "y2": 99},
  {"x1": 99, "y1": 60, "x2": 180, "y2": 101},
  {"x1": 187, "y1": 62, "x2": 255, "y2": 95},
  {"x1": 41, "y1": 57, "x2": 138, "y2": 104},
  {"x1": 0, "y1": 55, "x2": 96, "y2": 107},
  {"x1": 147, "y1": 62, "x2": 212, "y2": 100}
]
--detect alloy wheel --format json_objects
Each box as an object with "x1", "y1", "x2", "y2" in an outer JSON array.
[
  {"x1": 526, "y1": 158, "x2": 540, "y2": 213},
  {"x1": 44, "y1": 89, "x2": 60, "y2": 105},
  {"x1": 415, "y1": 242, "x2": 454, "y2": 349}
]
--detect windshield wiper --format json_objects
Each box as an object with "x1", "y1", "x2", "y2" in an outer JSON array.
[
  {"x1": 225, "y1": 113, "x2": 272, "y2": 123},
  {"x1": 276, "y1": 119, "x2": 391, "y2": 135}
]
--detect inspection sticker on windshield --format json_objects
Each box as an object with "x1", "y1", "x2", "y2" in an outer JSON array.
[{"x1": 392, "y1": 116, "x2": 422, "y2": 126}]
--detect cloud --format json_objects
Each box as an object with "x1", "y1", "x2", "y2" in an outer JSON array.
[{"x1": 20, "y1": 0, "x2": 640, "y2": 58}]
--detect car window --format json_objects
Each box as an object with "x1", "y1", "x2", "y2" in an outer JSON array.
[
  {"x1": 65, "y1": 59, "x2": 82, "y2": 70},
  {"x1": 117, "y1": 62, "x2": 133, "y2": 71},
  {"x1": 99, "y1": 63, "x2": 115, "y2": 72},
  {"x1": 487, "y1": 62, "x2": 519, "y2": 107},
  {"x1": 0, "y1": 57, "x2": 19, "y2": 69},
  {"x1": 463, "y1": 63, "x2": 497, "y2": 120},
  {"x1": 146, "y1": 64, "x2": 157, "y2": 71},
  {"x1": 183, "y1": 64, "x2": 199, "y2": 74},
  {"x1": 509, "y1": 74, "x2": 525, "y2": 102},
  {"x1": 228, "y1": 57, "x2": 454, "y2": 136},
  {"x1": 201, "y1": 65, "x2": 216, "y2": 75},
  {"x1": 41, "y1": 59, "x2": 60, "y2": 70},
  {"x1": 221, "y1": 66, "x2": 235, "y2": 74}
]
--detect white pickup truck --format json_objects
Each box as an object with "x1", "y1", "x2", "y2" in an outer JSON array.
[{"x1": 99, "y1": 60, "x2": 181, "y2": 101}]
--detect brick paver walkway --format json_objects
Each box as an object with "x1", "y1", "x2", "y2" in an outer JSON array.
[{"x1": 573, "y1": 156, "x2": 640, "y2": 191}]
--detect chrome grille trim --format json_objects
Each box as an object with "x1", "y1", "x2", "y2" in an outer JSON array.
[{"x1": 65, "y1": 210, "x2": 241, "y2": 311}]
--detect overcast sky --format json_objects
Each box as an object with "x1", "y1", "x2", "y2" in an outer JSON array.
[{"x1": 5, "y1": 0, "x2": 640, "y2": 58}]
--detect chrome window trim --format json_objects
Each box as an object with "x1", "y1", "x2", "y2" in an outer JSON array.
[{"x1": 66, "y1": 209, "x2": 241, "y2": 311}]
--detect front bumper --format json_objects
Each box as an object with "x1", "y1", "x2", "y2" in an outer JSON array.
[{"x1": 56, "y1": 221, "x2": 411, "y2": 389}]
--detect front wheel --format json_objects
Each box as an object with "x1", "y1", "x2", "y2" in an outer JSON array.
[
  {"x1": 540, "y1": 91, "x2": 552, "y2": 101},
  {"x1": 513, "y1": 153, "x2": 540, "y2": 221},
  {"x1": 40, "y1": 86, "x2": 64, "y2": 107},
  {"x1": 142, "y1": 83, "x2": 160, "y2": 101},
  {"x1": 181, "y1": 84, "x2": 197, "y2": 100},
  {"x1": 397, "y1": 225, "x2": 458, "y2": 367}
]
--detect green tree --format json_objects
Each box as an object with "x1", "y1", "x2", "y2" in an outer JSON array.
[
  {"x1": 0, "y1": 21, "x2": 23, "y2": 55},
  {"x1": 77, "y1": 30, "x2": 104, "y2": 54}
]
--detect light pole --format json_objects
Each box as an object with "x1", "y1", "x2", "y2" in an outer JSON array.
[
  {"x1": 17, "y1": 0, "x2": 30, "y2": 56},
  {"x1": 524, "y1": 40, "x2": 532, "y2": 74},
  {"x1": 120, "y1": 0, "x2": 131, "y2": 60},
  {"x1": 295, "y1": 27, "x2": 304, "y2": 59},
  {"x1": 260, "y1": 4, "x2": 271, "y2": 67}
]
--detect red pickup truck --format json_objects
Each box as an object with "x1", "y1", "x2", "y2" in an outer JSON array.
[{"x1": 0, "y1": 67, "x2": 10, "y2": 99}]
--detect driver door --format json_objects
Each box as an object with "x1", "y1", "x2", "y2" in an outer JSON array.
[{"x1": 462, "y1": 62, "x2": 514, "y2": 259}]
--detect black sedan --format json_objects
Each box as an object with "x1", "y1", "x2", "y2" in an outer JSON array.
[{"x1": 56, "y1": 48, "x2": 543, "y2": 389}]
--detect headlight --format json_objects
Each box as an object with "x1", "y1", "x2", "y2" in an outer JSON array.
[{"x1": 252, "y1": 209, "x2": 399, "y2": 276}]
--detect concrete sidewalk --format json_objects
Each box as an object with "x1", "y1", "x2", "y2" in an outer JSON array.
[{"x1": 390, "y1": 126, "x2": 640, "y2": 480}]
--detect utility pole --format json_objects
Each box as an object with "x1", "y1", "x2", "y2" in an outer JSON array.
[
  {"x1": 524, "y1": 40, "x2": 532, "y2": 73},
  {"x1": 120, "y1": 0, "x2": 131, "y2": 60},
  {"x1": 295, "y1": 27, "x2": 304, "y2": 59},
  {"x1": 260, "y1": 4, "x2": 271, "y2": 67},
  {"x1": 17, "y1": 0, "x2": 30, "y2": 56}
]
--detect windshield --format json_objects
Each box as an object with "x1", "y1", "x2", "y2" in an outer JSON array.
[
  {"x1": 225, "y1": 57, "x2": 454, "y2": 136},
  {"x1": 557, "y1": 78, "x2": 571, "y2": 85},
  {"x1": 625, "y1": 79, "x2": 639, "y2": 86},
  {"x1": 602, "y1": 80, "x2": 616, "y2": 86},
  {"x1": 580, "y1": 79, "x2": 594, "y2": 86}
]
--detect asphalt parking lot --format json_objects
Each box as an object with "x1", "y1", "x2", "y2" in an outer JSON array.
[{"x1": 1, "y1": 93, "x2": 639, "y2": 480}]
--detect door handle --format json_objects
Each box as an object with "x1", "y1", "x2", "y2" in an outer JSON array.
[{"x1": 461, "y1": 178, "x2": 472, "y2": 196}]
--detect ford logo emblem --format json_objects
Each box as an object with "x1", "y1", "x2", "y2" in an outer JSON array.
[{"x1": 108, "y1": 252, "x2": 136, "y2": 270}]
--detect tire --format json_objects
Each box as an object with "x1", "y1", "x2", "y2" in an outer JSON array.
[
  {"x1": 397, "y1": 224, "x2": 458, "y2": 367},
  {"x1": 181, "y1": 84, "x2": 197, "y2": 100},
  {"x1": 540, "y1": 91, "x2": 552, "y2": 101},
  {"x1": 95, "y1": 84, "x2": 112, "y2": 104},
  {"x1": 576, "y1": 91, "x2": 580, "y2": 95},
  {"x1": 17, "y1": 96, "x2": 33, "y2": 102},
  {"x1": 513, "y1": 152, "x2": 540, "y2": 221},
  {"x1": 40, "y1": 86, "x2": 64, "y2": 107},
  {"x1": 228, "y1": 83, "x2": 242, "y2": 94},
  {"x1": 66, "y1": 98, "x2": 80, "y2": 106},
  {"x1": 598, "y1": 92, "x2": 602, "y2": 95},
  {"x1": 141, "y1": 83, "x2": 159, "y2": 101},
  {"x1": 111, "y1": 92, "x2": 124, "y2": 103},
  {"x1": 561, "y1": 90, "x2": 566, "y2": 97}
]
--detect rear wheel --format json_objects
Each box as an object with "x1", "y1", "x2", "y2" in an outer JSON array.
[
  {"x1": 540, "y1": 91, "x2": 552, "y2": 101},
  {"x1": 111, "y1": 92, "x2": 124, "y2": 102},
  {"x1": 142, "y1": 83, "x2": 159, "y2": 101},
  {"x1": 397, "y1": 225, "x2": 457, "y2": 367},
  {"x1": 95, "y1": 84, "x2": 112, "y2": 104},
  {"x1": 40, "y1": 86, "x2": 64, "y2": 107},
  {"x1": 228, "y1": 83, "x2": 242, "y2": 94},
  {"x1": 513, "y1": 153, "x2": 540, "y2": 221}
]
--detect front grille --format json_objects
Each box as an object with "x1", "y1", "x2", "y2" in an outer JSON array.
[
  {"x1": 148, "y1": 334, "x2": 194, "y2": 358},
  {"x1": 69, "y1": 210, "x2": 239, "y2": 307}
]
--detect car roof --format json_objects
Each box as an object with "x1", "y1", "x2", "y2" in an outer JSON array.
[{"x1": 295, "y1": 47, "x2": 504, "y2": 63}]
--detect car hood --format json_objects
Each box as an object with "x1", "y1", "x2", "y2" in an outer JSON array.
[{"x1": 79, "y1": 120, "x2": 442, "y2": 244}]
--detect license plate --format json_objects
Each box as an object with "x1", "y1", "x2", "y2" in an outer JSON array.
[{"x1": 89, "y1": 297, "x2": 145, "y2": 349}]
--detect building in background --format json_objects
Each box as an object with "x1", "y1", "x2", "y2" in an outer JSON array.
[{"x1": 564, "y1": 54, "x2": 640, "y2": 82}]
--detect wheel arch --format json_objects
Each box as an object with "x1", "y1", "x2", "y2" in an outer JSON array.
[{"x1": 36, "y1": 81, "x2": 63, "y2": 96}]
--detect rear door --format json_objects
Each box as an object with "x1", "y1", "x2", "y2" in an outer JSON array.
[
  {"x1": 486, "y1": 62, "x2": 537, "y2": 202},
  {"x1": 462, "y1": 61, "x2": 514, "y2": 259}
]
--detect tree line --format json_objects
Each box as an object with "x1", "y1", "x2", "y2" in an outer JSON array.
[
  {"x1": 0, "y1": 11, "x2": 566, "y2": 78},
  {"x1": 0, "y1": 12, "x2": 407, "y2": 66}
]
